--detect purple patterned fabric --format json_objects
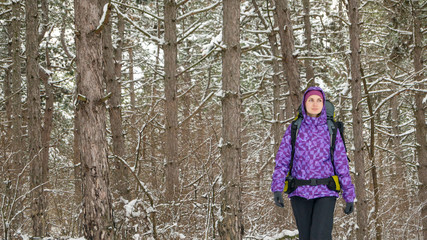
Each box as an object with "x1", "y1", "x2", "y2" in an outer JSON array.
[{"x1": 271, "y1": 87, "x2": 356, "y2": 203}]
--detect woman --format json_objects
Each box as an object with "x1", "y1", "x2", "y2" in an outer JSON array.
[{"x1": 271, "y1": 86, "x2": 355, "y2": 240}]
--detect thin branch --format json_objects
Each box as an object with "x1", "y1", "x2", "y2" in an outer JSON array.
[
  {"x1": 176, "y1": 45, "x2": 218, "y2": 77},
  {"x1": 112, "y1": 3, "x2": 164, "y2": 45},
  {"x1": 112, "y1": 0, "x2": 162, "y2": 21},
  {"x1": 177, "y1": 1, "x2": 221, "y2": 21},
  {"x1": 177, "y1": 0, "x2": 190, "y2": 6},
  {"x1": 60, "y1": 10, "x2": 75, "y2": 59},
  {"x1": 177, "y1": 20, "x2": 203, "y2": 44},
  {"x1": 179, "y1": 91, "x2": 215, "y2": 128}
]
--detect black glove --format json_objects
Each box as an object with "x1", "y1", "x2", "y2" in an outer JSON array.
[
  {"x1": 344, "y1": 202, "x2": 354, "y2": 215},
  {"x1": 273, "y1": 191, "x2": 284, "y2": 208}
]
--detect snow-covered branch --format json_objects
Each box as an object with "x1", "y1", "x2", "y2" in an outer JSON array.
[
  {"x1": 176, "y1": 44, "x2": 218, "y2": 77},
  {"x1": 95, "y1": 3, "x2": 112, "y2": 33},
  {"x1": 112, "y1": 3, "x2": 164, "y2": 45},
  {"x1": 112, "y1": 0, "x2": 162, "y2": 21},
  {"x1": 177, "y1": 1, "x2": 221, "y2": 21}
]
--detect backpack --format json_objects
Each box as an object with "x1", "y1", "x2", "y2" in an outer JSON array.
[{"x1": 283, "y1": 100, "x2": 349, "y2": 194}]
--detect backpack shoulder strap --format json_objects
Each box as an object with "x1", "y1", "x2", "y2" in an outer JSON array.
[
  {"x1": 328, "y1": 119, "x2": 338, "y2": 175},
  {"x1": 336, "y1": 121, "x2": 350, "y2": 162},
  {"x1": 289, "y1": 118, "x2": 302, "y2": 175}
]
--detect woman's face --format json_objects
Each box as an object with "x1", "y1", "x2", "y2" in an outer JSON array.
[{"x1": 305, "y1": 95, "x2": 323, "y2": 117}]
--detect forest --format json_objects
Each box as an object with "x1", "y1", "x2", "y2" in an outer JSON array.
[{"x1": 0, "y1": 0, "x2": 426, "y2": 239}]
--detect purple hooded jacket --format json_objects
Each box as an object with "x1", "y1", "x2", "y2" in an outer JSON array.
[{"x1": 271, "y1": 87, "x2": 356, "y2": 203}]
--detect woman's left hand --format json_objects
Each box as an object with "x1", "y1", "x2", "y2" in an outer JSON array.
[{"x1": 343, "y1": 202, "x2": 354, "y2": 214}]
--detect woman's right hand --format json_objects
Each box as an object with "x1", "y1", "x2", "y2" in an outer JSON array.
[{"x1": 274, "y1": 191, "x2": 284, "y2": 208}]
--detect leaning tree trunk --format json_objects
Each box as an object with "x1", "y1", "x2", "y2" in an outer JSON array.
[
  {"x1": 362, "y1": 77, "x2": 382, "y2": 240},
  {"x1": 348, "y1": 0, "x2": 368, "y2": 239},
  {"x1": 164, "y1": 0, "x2": 180, "y2": 203},
  {"x1": 273, "y1": 0, "x2": 301, "y2": 113},
  {"x1": 102, "y1": 1, "x2": 129, "y2": 199},
  {"x1": 412, "y1": 2, "x2": 427, "y2": 239},
  {"x1": 26, "y1": 0, "x2": 46, "y2": 236},
  {"x1": 218, "y1": 0, "x2": 243, "y2": 239},
  {"x1": 74, "y1": 0, "x2": 114, "y2": 239}
]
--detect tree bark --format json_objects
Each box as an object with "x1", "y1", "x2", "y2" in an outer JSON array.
[
  {"x1": 128, "y1": 47, "x2": 137, "y2": 155},
  {"x1": 218, "y1": 0, "x2": 243, "y2": 239},
  {"x1": 102, "y1": 1, "x2": 129, "y2": 199},
  {"x1": 164, "y1": 0, "x2": 180, "y2": 202},
  {"x1": 412, "y1": 2, "x2": 427, "y2": 238},
  {"x1": 362, "y1": 77, "x2": 382, "y2": 240},
  {"x1": 251, "y1": 0, "x2": 283, "y2": 154},
  {"x1": 302, "y1": 0, "x2": 315, "y2": 86},
  {"x1": 26, "y1": 0, "x2": 46, "y2": 236},
  {"x1": 273, "y1": 0, "x2": 301, "y2": 113},
  {"x1": 348, "y1": 0, "x2": 368, "y2": 238},
  {"x1": 11, "y1": 0, "x2": 23, "y2": 179},
  {"x1": 73, "y1": 109, "x2": 83, "y2": 236},
  {"x1": 74, "y1": 0, "x2": 114, "y2": 239}
]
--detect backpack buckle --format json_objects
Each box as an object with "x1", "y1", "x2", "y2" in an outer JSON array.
[{"x1": 310, "y1": 179, "x2": 317, "y2": 186}]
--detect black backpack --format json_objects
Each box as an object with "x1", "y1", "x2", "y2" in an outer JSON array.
[{"x1": 283, "y1": 100, "x2": 349, "y2": 194}]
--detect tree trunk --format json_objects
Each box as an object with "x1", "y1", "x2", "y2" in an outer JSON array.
[
  {"x1": 73, "y1": 110, "x2": 83, "y2": 236},
  {"x1": 412, "y1": 2, "x2": 427, "y2": 239},
  {"x1": 26, "y1": 0, "x2": 46, "y2": 236},
  {"x1": 74, "y1": 0, "x2": 114, "y2": 239},
  {"x1": 348, "y1": 0, "x2": 368, "y2": 238},
  {"x1": 390, "y1": 85, "x2": 406, "y2": 186},
  {"x1": 273, "y1": 0, "x2": 301, "y2": 113},
  {"x1": 302, "y1": 0, "x2": 315, "y2": 86},
  {"x1": 164, "y1": 0, "x2": 179, "y2": 202},
  {"x1": 251, "y1": 0, "x2": 283, "y2": 155},
  {"x1": 40, "y1": 49, "x2": 54, "y2": 240},
  {"x1": 218, "y1": 0, "x2": 243, "y2": 239},
  {"x1": 102, "y1": 1, "x2": 129, "y2": 199},
  {"x1": 11, "y1": 0, "x2": 23, "y2": 179},
  {"x1": 362, "y1": 77, "x2": 382, "y2": 240},
  {"x1": 128, "y1": 47, "x2": 137, "y2": 155}
]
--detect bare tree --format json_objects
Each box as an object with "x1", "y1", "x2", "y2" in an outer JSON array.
[
  {"x1": 302, "y1": 0, "x2": 315, "y2": 86},
  {"x1": 10, "y1": 0, "x2": 23, "y2": 179},
  {"x1": 164, "y1": 0, "x2": 180, "y2": 203},
  {"x1": 362, "y1": 76, "x2": 382, "y2": 239},
  {"x1": 102, "y1": 1, "x2": 129, "y2": 199},
  {"x1": 348, "y1": 0, "x2": 368, "y2": 238},
  {"x1": 411, "y1": 1, "x2": 427, "y2": 239},
  {"x1": 218, "y1": 0, "x2": 243, "y2": 239},
  {"x1": 74, "y1": 0, "x2": 114, "y2": 238},
  {"x1": 273, "y1": 0, "x2": 301, "y2": 113},
  {"x1": 26, "y1": 0, "x2": 46, "y2": 236}
]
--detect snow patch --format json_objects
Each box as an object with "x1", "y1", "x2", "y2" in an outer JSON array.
[
  {"x1": 263, "y1": 229, "x2": 299, "y2": 240},
  {"x1": 97, "y1": 3, "x2": 110, "y2": 30}
]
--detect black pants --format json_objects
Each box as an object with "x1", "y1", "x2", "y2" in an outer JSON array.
[{"x1": 290, "y1": 196, "x2": 336, "y2": 240}]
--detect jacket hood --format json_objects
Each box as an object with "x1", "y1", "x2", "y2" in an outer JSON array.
[{"x1": 301, "y1": 86, "x2": 327, "y2": 124}]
